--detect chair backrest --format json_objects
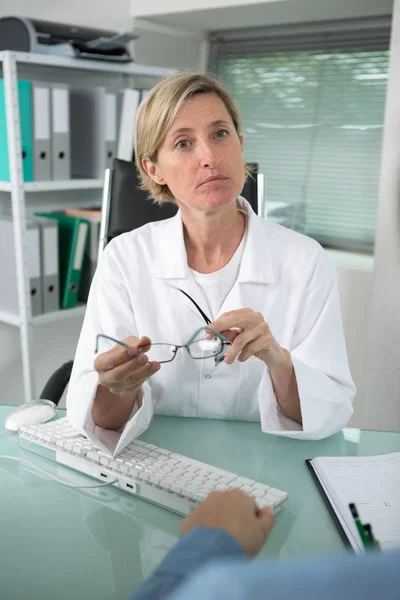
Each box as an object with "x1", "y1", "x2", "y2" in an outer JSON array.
[
  {"x1": 240, "y1": 163, "x2": 264, "y2": 216},
  {"x1": 99, "y1": 158, "x2": 264, "y2": 257},
  {"x1": 99, "y1": 158, "x2": 178, "y2": 254}
]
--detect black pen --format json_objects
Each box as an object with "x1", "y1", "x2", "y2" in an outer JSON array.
[{"x1": 364, "y1": 523, "x2": 381, "y2": 551}]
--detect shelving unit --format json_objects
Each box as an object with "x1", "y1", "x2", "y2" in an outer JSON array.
[{"x1": 0, "y1": 50, "x2": 175, "y2": 404}]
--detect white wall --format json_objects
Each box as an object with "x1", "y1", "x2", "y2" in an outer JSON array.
[
  {"x1": 335, "y1": 264, "x2": 373, "y2": 427},
  {"x1": 0, "y1": 0, "x2": 132, "y2": 31},
  {"x1": 134, "y1": 24, "x2": 205, "y2": 70},
  {"x1": 132, "y1": 0, "x2": 393, "y2": 31},
  {"x1": 133, "y1": 0, "x2": 287, "y2": 18},
  {"x1": 362, "y1": 0, "x2": 400, "y2": 432}
]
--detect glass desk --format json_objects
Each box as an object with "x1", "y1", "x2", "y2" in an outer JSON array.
[{"x1": 0, "y1": 405, "x2": 399, "y2": 600}]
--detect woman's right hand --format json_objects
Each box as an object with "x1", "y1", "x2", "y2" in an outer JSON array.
[{"x1": 94, "y1": 335, "x2": 160, "y2": 394}]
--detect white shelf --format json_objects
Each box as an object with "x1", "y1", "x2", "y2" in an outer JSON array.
[
  {"x1": 0, "y1": 304, "x2": 87, "y2": 327},
  {"x1": 32, "y1": 304, "x2": 87, "y2": 326},
  {"x1": 0, "y1": 310, "x2": 21, "y2": 326},
  {"x1": 25, "y1": 179, "x2": 104, "y2": 192},
  {"x1": 0, "y1": 50, "x2": 176, "y2": 77},
  {"x1": 0, "y1": 48, "x2": 173, "y2": 403},
  {"x1": 0, "y1": 179, "x2": 104, "y2": 192}
]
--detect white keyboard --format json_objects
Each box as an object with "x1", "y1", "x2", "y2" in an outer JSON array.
[{"x1": 18, "y1": 417, "x2": 288, "y2": 517}]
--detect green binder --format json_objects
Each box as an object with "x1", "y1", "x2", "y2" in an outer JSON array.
[
  {"x1": 0, "y1": 79, "x2": 33, "y2": 182},
  {"x1": 35, "y1": 212, "x2": 89, "y2": 309}
]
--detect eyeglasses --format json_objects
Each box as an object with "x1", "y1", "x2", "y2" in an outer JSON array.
[{"x1": 95, "y1": 326, "x2": 231, "y2": 366}]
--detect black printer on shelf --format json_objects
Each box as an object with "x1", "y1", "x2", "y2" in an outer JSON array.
[{"x1": 0, "y1": 17, "x2": 138, "y2": 62}]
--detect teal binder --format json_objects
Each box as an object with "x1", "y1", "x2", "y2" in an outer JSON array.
[
  {"x1": 35, "y1": 212, "x2": 89, "y2": 309},
  {"x1": 0, "y1": 79, "x2": 33, "y2": 182}
]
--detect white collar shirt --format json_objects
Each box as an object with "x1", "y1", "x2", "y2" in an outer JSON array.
[{"x1": 66, "y1": 197, "x2": 355, "y2": 456}]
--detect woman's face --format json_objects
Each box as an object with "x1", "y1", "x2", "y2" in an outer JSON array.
[{"x1": 144, "y1": 93, "x2": 245, "y2": 213}]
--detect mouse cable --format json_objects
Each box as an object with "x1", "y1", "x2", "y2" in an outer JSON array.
[{"x1": 0, "y1": 455, "x2": 119, "y2": 489}]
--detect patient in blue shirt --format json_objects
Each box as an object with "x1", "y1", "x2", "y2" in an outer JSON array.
[{"x1": 129, "y1": 490, "x2": 399, "y2": 600}]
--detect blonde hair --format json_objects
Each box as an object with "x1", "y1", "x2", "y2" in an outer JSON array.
[{"x1": 135, "y1": 71, "x2": 250, "y2": 204}]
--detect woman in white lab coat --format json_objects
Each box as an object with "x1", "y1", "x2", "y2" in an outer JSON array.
[{"x1": 66, "y1": 72, "x2": 355, "y2": 456}]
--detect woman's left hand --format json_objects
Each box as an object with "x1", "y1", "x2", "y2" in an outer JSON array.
[{"x1": 209, "y1": 308, "x2": 288, "y2": 367}]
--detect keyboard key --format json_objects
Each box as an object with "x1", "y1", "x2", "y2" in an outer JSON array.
[
  {"x1": 237, "y1": 477, "x2": 255, "y2": 486},
  {"x1": 157, "y1": 448, "x2": 171, "y2": 456},
  {"x1": 258, "y1": 497, "x2": 275, "y2": 508},
  {"x1": 241, "y1": 485, "x2": 252, "y2": 493},
  {"x1": 87, "y1": 451, "x2": 101, "y2": 462},
  {"x1": 253, "y1": 483, "x2": 270, "y2": 492},
  {"x1": 193, "y1": 492, "x2": 207, "y2": 502},
  {"x1": 268, "y1": 488, "x2": 285, "y2": 497}
]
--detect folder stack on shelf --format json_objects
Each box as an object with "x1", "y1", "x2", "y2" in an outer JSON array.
[
  {"x1": 35, "y1": 212, "x2": 89, "y2": 309},
  {"x1": 0, "y1": 78, "x2": 71, "y2": 182},
  {"x1": 1, "y1": 79, "x2": 144, "y2": 183}
]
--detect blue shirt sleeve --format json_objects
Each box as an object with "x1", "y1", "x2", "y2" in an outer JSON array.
[
  {"x1": 128, "y1": 527, "x2": 246, "y2": 600},
  {"x1": 166, "y1": 549, "x2": 400, "y2": 600}
]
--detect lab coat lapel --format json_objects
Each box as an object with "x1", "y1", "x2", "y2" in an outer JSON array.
[{"x1": 153, "y1": 210, "x2": 210, "y2": 326}]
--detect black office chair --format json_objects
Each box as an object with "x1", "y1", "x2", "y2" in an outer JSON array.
[{"x1": 40, "y1": 159, "x2": 262, "y2": 404}]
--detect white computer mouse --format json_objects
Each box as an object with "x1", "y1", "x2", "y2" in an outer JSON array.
[{"x1": 4, "y1": 400, "x2": 57, "y2": 431}]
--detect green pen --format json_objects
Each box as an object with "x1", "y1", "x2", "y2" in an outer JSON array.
[{"x1": 349, "y1": 503, "x2": 371, "y2": 549}]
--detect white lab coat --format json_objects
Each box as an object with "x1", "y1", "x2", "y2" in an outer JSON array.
[{"x1": 66, "y1": 197, "x2": 355, "y2": 456}]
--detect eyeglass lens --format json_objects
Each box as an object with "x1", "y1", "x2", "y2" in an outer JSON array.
[{"x1": 143, "y1": 333, "x2": 222, "y2": 363}]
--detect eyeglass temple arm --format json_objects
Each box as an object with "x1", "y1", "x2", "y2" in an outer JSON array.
[
  {"x1": 95, "y1": 334, "x2": 129, "y2": 353},
  {"x1": 168, "y1": 286, "x2": 211, "y2": 325}
]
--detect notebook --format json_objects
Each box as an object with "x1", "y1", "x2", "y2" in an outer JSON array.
[{"x1": 306, "y1": 452, "x2": 400, "y2": 554}]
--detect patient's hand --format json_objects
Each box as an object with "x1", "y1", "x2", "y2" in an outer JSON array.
[{"x1": 180, "y1": 489, "x2": 275, "y2": 557}]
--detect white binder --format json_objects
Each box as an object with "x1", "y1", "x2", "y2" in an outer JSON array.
[
  {"x1": 36, "y1": 217, "x2": 60, "y2": 313},
  {"x1": 0, "y1": 217, "x2": 42, "y2": 317},
  {"x1": 117, "y1": 88, "x2": 140, "y2": 161},
  {"x1": 140, "y1": 89, "x2": 150, "y2": 101},
  {"x1": 31, "y1": 81, "x2": 51, "y2": 181},
  {"x1": 51, "y1": 83, "x2": 70, "y2": 180},
  {"x1": 70, "y1": 86, "x2": 107, "y2": 178},
  {"x1": 105, "y1": 92, "x2": 117, "y2": 170}
]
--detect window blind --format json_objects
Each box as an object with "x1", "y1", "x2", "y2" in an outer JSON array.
[{"x1": 209, "y1": 19, "x2": 391, "y2": 252}]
